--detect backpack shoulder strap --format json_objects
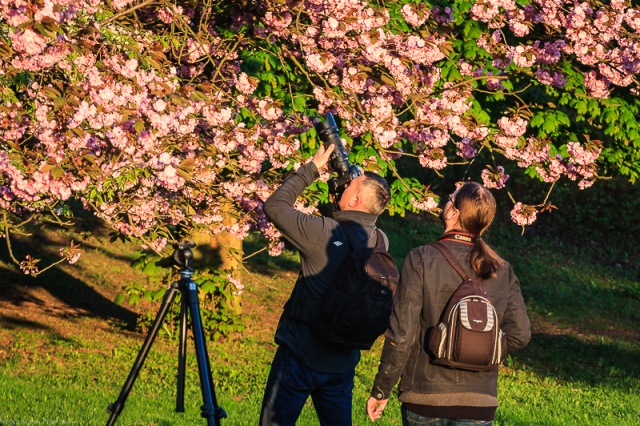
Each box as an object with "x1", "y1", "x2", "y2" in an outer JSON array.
[
  {"x1": 428, "y1": 241, "x2": 472, "y2": 281},
  {"x1": 373, "y1": 228, "x2": 386, "y2": 250}
]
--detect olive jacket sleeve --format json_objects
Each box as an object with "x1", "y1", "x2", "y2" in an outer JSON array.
[{"x1": 371, "y1": 244, "x2": 531, "y2": 400}]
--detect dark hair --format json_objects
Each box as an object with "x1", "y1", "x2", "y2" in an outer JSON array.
[
  {"x1": 361, "y1": 171, "x2": 390, "y2": 215},
  {"x1": 453, "y1": 182, "x2": 503, "y2": 278}
]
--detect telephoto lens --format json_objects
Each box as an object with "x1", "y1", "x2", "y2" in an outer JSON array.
[{"x1": 314, "y1": 112, "x2": 362, "y2": 194}]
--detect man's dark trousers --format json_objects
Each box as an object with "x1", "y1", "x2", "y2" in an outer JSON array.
[{"x1": 260, "y1": 346, "x2": 354, "y2": 426}]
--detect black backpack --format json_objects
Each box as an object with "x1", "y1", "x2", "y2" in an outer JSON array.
[
  {"x1": 313, "y1": 222, "x2": 399, "y2": 350},
  {"x1": 425, "y1": 242, "x2": 507, "y2": 371}
]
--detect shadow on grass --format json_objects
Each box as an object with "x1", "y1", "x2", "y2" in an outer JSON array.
[
  {"x1": 522, "y1": 280, "x2": 640, "y2": 331},
  {"x1": 0, "y1": 262, "x2": 138, "y2": 331},
  {"x1": 0, "y1": 313, "x2": 50, "y2": 331},
  {"x1": 513, "y1": 331, "x2": 640, "y2": 388},
  {"x1": 0, "y1": 228, "x2": 139, "y2": 331}
]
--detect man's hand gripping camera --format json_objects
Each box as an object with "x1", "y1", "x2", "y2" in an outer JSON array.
[{"x1": 314, "y1": 112, "x2": 362, "y2": 204}]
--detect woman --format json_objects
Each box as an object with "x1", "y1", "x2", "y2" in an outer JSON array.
[{"x1": 367, "y1": 182, "x2": 531, "y2": 425}]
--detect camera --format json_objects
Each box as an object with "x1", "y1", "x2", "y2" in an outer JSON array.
[{"x1": 314, "y1": 112, "x2": 362, "y2": 195}]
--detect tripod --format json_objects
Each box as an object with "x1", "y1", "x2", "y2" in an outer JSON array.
[{"x1": 106, "y1": 241, "x2": 226, "y2": 426}]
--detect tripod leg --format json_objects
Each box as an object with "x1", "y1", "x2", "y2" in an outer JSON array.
[
  {"x1": 183, "y1": 279, "x2": 227, "y2": 426},
  {"x1": 106, "y1": 282, "x2": 179, "y2": 426},
  {"x1": 176, "y1": 292, "x2": 188, "y2": 412}
]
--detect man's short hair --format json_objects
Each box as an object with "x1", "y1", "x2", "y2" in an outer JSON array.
[{"x1": 361, "y1": 171, "x2": 390, "y2": 215}]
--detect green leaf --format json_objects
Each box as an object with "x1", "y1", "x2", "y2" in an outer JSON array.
[
  {"x1": 530, "y1": 114, "x2": 545, "y2": 128},
  {"x1": 603, "y1": 109, "x2": 618, "y2": 124},
  {"x1": 179, "y1": 158, "x2": 196, "y2": 172},
  {"x1": 144, "y1": 57, "x2": 162, "y2": 71},
  {"x1": 200, "y1": 280, "x2": 216, "y2": 294},
  {"x1": 463, "y1": 20, "x2": 482, "y2": 39},
  {"x1": 152, "y1": 289, "x2": 166, "y2": 301},
  {"x1": 51, "y1": 166, "x2": 65, "y2": 180},
  {"x1": 541, "y1": 115, "x2": 558, "y2": 133},
  {"x1": 556, "y1": 112, "x2": 570, "y2": 127},
  {"x1": 142, "y1": 260, "x2": 162, "y2": 274},
  {"x1": 293, "y1": 95, "x2": 307, "y2": 112},
  {"x1": 190, "y1": 91, "x2": 209, "y2": 102},
  {"x1": 176, "y1": 168, "x2": 191, "y2": 181},
  {"x1": 134, "y1": 120, "x2": 145, "y2": 134},
  {"x1": 587, "y1": 100, "x2": 601, "y2": 117},
  {"x1": 53, "y1": 97, "x2": 67, "y2": 110}
]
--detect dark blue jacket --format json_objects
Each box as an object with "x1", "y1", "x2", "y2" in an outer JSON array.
[{"x1": 263, "y1": 161, "x2": 387, "y2": 373}]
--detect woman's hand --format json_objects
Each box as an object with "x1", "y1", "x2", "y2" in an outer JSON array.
[{"x1": 366, "y1": 396, "x2": 388, "y2": 421}]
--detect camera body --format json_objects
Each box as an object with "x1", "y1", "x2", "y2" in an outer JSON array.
[{"x1": 314, "y1": 112, "x2": 361, "y2": 195}]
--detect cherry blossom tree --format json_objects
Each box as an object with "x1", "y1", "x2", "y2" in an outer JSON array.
[{"x1": 1, "y1": 0, "x2": 639, "y2": 282}]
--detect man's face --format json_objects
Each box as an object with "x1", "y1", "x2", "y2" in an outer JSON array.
[{"x1": 338, "y1": 175, "x2": 366, "y2": 211}]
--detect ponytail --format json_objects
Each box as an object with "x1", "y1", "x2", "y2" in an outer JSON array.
[
  {"x1": 453, "y1": 183, "x2": 504, "y2": 279},
  {"x1": 470, "y1": 237, "x2": 503, "y2": 279}
]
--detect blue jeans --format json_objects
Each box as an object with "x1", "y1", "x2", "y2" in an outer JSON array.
[
  {"x1": 402, "y1": 405, "x2": 493, "y2": 426},
  {"x1": 260, "y1": 346, "x2": 354, "y2": 426}
]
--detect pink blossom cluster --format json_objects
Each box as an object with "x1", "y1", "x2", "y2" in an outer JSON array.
[
  {"x1": 261, "y1": 0, "x2": 468, "y2": 153},
  {"x1": 2, "y1": 0, "x2": 640, "y2": 275},
  {"x1": 412, "y1": 196, "x2": 439, "y2": 212},
  {"x1": 235, "y1": 72, "x2": 258, "y2": 95},
  {"x1": 59, "y1": 241, "x2": 81, "y2": 264},
  {"x1": 401, "y1": 3, "x2": 431, "y2": 27},
  {"x1": 471, "y1": 0, "x2": 640, "y2": 96},
  {"x1": 509, "y1": 45, "x2": 537, "y2": 68},
  {"x1": 583, "y1": 70, "x2": 611, "y2": 99},
  {"x1": 498, "y1": 116, "x2": 528, "y2": 137},
  {"x1": 567, "y1": 142, "x2": 601, "y2": 166},
  {"x1": 418, "y1": 148, "x2": 447, "y2": 170},
  {"x1": 501, "y1": 137, "x2": 601, "y2": 189},
  {"x1": 157, "y1": 7, "x2": 178, "y2": 24},
  {"x1": 503, "y1": 137, "x2": 550, "y2": 168},
  {"x1": 0, "y1": 3, "x2": 312, "y2": 262},
  {"x1": 535, "y1": 155, "x2": 565, "y2": 184},
  {"x1": 19, "y1": 254, "x2": 39, "y2": 275},
  {"x1": 481, "y1": 166, "x2": 509, "y2": 189},
  {"x1": 227, "y1": 274, "x2": 244, "y2": 296},
  {"x1": 510, "y1": 202, "x2": 538, "y2": 226},
  {"x1": 142, "y1": 237, "x2": 168, "y2": 253},
  {"x1": 2, "y1": 0, "x2": 103, "y2": 73},
  {"x1": 565, "y1": 141, "x2": 601, "y2": 188}
]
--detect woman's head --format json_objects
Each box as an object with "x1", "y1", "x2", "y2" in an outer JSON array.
[
  {"x1": 449, "y1": 182, "x2": 496, "y2": 237},
  {"x1": 445, "y1": 182, "x2": 502, "y2": 278}
]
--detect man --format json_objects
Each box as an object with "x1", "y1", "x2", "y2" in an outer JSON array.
[{"x1": 260, "y1": 144, "x2": 391, "y2": 426}]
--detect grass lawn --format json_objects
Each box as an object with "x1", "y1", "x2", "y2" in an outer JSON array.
[{"x1": 1, "y1": 205, "x2": 639, "y2": 425}]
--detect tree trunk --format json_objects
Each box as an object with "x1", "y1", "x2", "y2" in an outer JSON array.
[{"x1": 190, "y1": 202, "x2": 243, "y2": 315}]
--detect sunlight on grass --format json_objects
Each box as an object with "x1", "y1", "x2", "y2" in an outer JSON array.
[{"x1": 1, "y1": 197, "x2": 639, "y2": 425}]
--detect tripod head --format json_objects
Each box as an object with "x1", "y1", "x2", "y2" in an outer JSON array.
[
  {"x1": 156, "y1": 241, "x2": 196, "y2": 269},
  {"x1": 173, "y1": 241, "x2": 195, "y2": 268}
]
